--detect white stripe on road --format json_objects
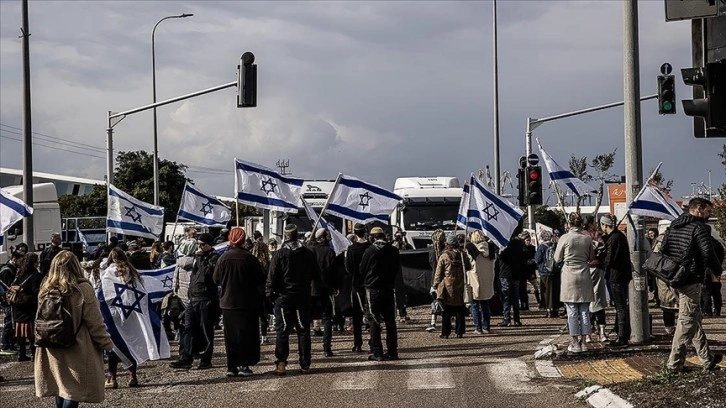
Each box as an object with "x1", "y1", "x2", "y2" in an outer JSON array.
[
  {"x1": 406, "y1": 358, "x2": 455, "y2": 390},
  {"x1": 486, "y1": 358, "x2": 542, "y2": 394},
  {"x1": 332, "y1": 370, "x2": 377, "y2": 390},
  {"x1": 239, "y1": 377, "x2": 282, "y2": 392}
]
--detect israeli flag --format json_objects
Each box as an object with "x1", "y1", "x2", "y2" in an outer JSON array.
[
  {"x1": 302, "y1": 198, "x2": 350, "y2": 255},
  {"x1": 138, "y1": 265, "x2": 176, "y2": 303},
  {"x1": 76, "y1": 226, "x2": 89, "y2": 250},
  {"x1": 537, "y1": 139, "x2": 597, "y2": 197},
  {"x1": 178, "y1": 182, "x2": 231, "y2": 227},
  {"x1": 628, "y1": 185, "x2": 682, "y2": 221},
  {"x1": 324, "y1": 174, "x2": 402, "y2": 223},
  {"x1": 458, "y1": 176, "x2": 524, "y2": 249},
  {"x1": 98, "y1": 265, "x2": 170, "y2": 368},
  {"x1": 1, "y1": 188, "x2": 33, "y2": 236},
  {"x1": 235, "y1": 159, "x2": 303, "y2": 213},
  {"x1": 107, "y1": 185, "x2": 164, "y2": 240},
  {"x1": 456, "y1": 180, "x2": 479, "y2": 231}
]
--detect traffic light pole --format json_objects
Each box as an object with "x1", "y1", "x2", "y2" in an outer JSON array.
[{"x1": 523, "y1": 94, "x2": 657, "y2": 230}]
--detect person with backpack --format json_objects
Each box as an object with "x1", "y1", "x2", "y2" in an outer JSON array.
[
  {"x1": 433, "y1": 234, "x2": 471, "y2": 339},
  {"x1": 34, "y1": 250, "x2": 114, "y2": 408},
  {"x1": 10, "y1": 252, "x2": 43, "y2": 362}
]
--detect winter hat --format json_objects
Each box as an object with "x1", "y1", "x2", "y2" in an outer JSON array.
[
  {"x1": 353, "y1": 223, "x2": 367, "y2": 233},
  {"x1": 600, "y1": 214, "x2": 616, "y2": 227},
  {"x1": 228, "y1": 227, "x2": 247, "y2": 247},
  {"x1": 198, "y1": 233, "x2": 214, "y2": 246},
  {"x1": 446, "y1": 234, "x2": 459, "y2": 247}
]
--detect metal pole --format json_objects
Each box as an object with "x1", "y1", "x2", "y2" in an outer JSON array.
[
  {"x1": 152, "y1": 13, "x2": 193, "y2": 207},
  {"x1": 106, "y1": 114, "x2": 114, "y2": 242},
  {"x1": 623, "y1": 0, "x2": 649, "y2": 344},
  {"x1": 492, "y1": 0, "x2": 501, "y2": 195},
  {"x1": 525, "y1": 118, "x2": 535, "y2": 231},
  {"x1": 20, "y1": 0, "x2": 34, "y2": 250},
  {"x1": 708, "y1": 169, "x2": 712, "y2": 201}
]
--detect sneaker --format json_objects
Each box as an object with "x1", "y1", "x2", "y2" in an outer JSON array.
[
  {"x1": 425, "y1": 325, "x2": 437, "y2": 333},
  {"x1": 584, "y1": 335, "x2": 593, "y2": 343},
  {"x1": 300, "y1": 366, "x2": 312, "y2": 374},
  {"x1": 481, "y1": 329, "x2": 490, "y2": 334},
  {"x1": 368, "y1": 354, "x2": 385, "y2": 362},
  {"x1": 128, "y1": 377, "x2": 139, "y2": 387},
  {"x1": 511, "y1": 321, "x2": 522, "y2": 327},
  {"x1": 274, "y1": 362, "x2": 287, "y2": 376},
  {"x1": 226, "y1": 369, "x2": 239, "y2": 377},
  {"x1": 169, "y1": 359, "x2": 193, "y2": 369},
  {"x1": 496, "y1": 321, "x2": 510, "y2": 327},
  {"x1": 567, "y1": 342, "x2": 582, "y2": 354},
  {"x1": 580, "y1": 342, "x2": 588, "y2": 352},
  {"x1": 473, "y1": 329, "x2": 483, "y2": 335},
  {"x1": 238, "y1": 366, "x2": 254, "y2": 377},
  {"x1": 194, "y1": 362, "x2": 213, "y2": 370},
  {"x1": 704, "y1": 354, "x2": 723, "y2": 372}
]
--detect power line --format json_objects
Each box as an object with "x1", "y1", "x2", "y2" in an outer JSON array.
[
  {"x1": 0, "y1": 123, "x2": 106, "y2": 153},
  {"x1": 0, "y1": 133, "x2": 106, "y2": 160}
]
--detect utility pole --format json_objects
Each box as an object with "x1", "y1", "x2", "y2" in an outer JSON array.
[
  {"x1": 492, "y1": 0, "x2": 501, "y2": 195},
  {"x1": 623, "y1": 0, "x2": 649, "y2": 344},
  {"x1": 20, "y1": 0, "x2": 34, "y2": 250}
]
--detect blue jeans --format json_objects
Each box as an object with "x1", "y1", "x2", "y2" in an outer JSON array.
[
  {"x1": 55, "y1": 397, "x2": 79, "y2": 408},
  {"x1": 1, "y1": 305, "x2": 15, "y2": 349},
  {"x1": 469, "y1": 300, "x2": 491, "y2": 331},
  {"x1": 565, "y1": 302, "x2": 591, "y2": 336},
  {"x1": 500, "y1": 278, "x2": 520, "y2": 323},
  {"x1": 273, "y1": 305, "x2": 311, "y2": 368}
]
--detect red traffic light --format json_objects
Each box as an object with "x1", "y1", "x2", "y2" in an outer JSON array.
[{"x1": 529, "y1": 170, "x2": 539, "y2": 181}]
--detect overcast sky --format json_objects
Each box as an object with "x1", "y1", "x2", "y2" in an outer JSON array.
[{"x1": 0, "y1": 0, "x2": 723, "y2": 204}]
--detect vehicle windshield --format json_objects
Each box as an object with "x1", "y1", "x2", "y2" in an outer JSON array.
[{"x1": 403, "y1": 204, "x2": 459, "y2": 231}]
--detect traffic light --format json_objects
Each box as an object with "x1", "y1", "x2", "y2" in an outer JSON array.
[
  {"x1": 237, "y1": 52, "x2": 257, "y2": 108},
  {"x1": 681, "y1": 62, "x2": 726, "y2": 133},
  {"x1": 657, "y1": 75, "x2": 676, "y2": 114},
  {"x1": 526, "y1": 166, "x2": 543, "y2": 206},
  {"x1": 516, "y1": 167, "x2": 526, "y2": 206}
]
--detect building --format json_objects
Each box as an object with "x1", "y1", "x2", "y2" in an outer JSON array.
[{"x1": 0, "y1": 167, "x2": 103, "y2": 197}]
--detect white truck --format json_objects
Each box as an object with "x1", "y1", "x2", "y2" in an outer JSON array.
[
  {"x1": 1, "y1": 183, "x2": 62, "y2": 263},
  {"x1": 390, "y1": 177, "x2": 463, "y2": 249},
  {"x1": 274, "y1": 180, "x2": 347, "y2": 238}
]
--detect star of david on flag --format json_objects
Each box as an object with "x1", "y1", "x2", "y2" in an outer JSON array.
[
  {"x1": 107, "y1": 185, "x2": 164, "y2": 240},
  {"x1": 456, "y1": 176, "x2": 524, "y2": 249},
  {"x1": 178, "y1": 182, "x2": 231, "y2": 227},
  {"x1": 302, "y1": 198, "x2": 350, "y2": 255},
  {"x1": 235, "y1": 159, "x2": 303, "y2": 214},
  {"x1": 323, "y1": 174, "x2": 401, "y2": 224}
]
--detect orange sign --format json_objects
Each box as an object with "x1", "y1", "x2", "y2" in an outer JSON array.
[{"x1": 608, "y1": 184, "x2": 628, "y2": 231}]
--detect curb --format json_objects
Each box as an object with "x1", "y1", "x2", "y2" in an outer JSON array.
[{"x1": 533, "y1": 333, "x2": 636, "y2": 408}]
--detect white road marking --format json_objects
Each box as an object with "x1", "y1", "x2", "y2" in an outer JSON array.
[
  {"x1": 332, "y1": 370, "x2": 377, "y2": 390},
  {"x1": 486, "y1": 358, "x2": 542, "y2": 394},
  {"x1": 406, "y1": 358, "x2": 455, "y2": 390}
]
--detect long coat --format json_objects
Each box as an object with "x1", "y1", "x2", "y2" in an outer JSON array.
[
  {"x1": 434, "y1": 249, "x2": 471, "y2": 306},
  {"x1": 467, "y1": 242, "x2": 495, "y2": 301},
  {"x1": 554, "y1": 227, "x2": 594, "y2": 303},
  {"x1": 35, "y1": 278, "x2": 114, "y2": 403}
]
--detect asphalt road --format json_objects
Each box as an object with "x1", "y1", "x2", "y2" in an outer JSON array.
[{"x1": 1, "y1": 305, "x2": 586, "y2": 408}]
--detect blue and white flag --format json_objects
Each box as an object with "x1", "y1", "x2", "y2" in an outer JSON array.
[
  {"x1": 138, "y1": 265, "x2": 176, "y2": 303},
  {"x1": 537, "y1": 139, "x2": 597, "y2": 197},
  {"x1": 76, "y1": 226, "x2": 89, "y2": 250},
  {"x1": 178, "y1": 182, "x2": 231, "y2": 227},
  {"x1": 235, "y1": 159, "x2": 304, "y2": 213},
  {"x1": 324, "y1": 174, "x2": 402, "y2": 223},
  {"x1": 1, "y1": 188, "x2": 33, "y2": 236},
  {"x1": 302, "y1": 198, "x2": 350, "y2": 255},
  {"x1": 627, "y1": 184, "x2": 682, "y2": 221},
  {"x1": 107, "y1": 185, "x2": 164, "y2": 240},
  {"x1": 457, "y1": 176, "x2": 524, "y2": 249},
  {"x1": 98, "y1": 265, "x2": 170, "y2": 368}
]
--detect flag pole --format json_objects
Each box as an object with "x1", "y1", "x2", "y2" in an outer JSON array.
[
  {"x1": 310, "y1": 173, "x2": 341, "y2": 237},
  {"x1": 170, "y1": 182, "x2": 187, "y2": 243},
  {"x1": 615, "y1": 161, "x2": 663, "y2": 227}
]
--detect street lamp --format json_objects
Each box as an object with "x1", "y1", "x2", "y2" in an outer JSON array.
[{"x1": 152, "y1": 13, "x2": 193, "y2": 206}]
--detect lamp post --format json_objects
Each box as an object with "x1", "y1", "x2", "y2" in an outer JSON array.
[{"x1": 152, "y1": 13, "x2": 193, "y2": 206}]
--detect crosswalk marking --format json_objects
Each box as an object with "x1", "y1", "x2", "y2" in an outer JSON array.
[
  {"x1": 332, "y1": 370, "x2": 377, "y2": 390},
  {"x1": 486, "y1": 358, "x2": 541, "y2": 394},
  {"x1": 406, "y1": 359, "x2": 455, "y2": 390}
]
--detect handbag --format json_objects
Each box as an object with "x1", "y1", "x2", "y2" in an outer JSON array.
[
  {"x1": 6, "y1": 275, "x2": 33, "y2": 305},
  {"x1": 431, "y1": 299, "x2": 445, "y2": 315},
  {"x1": 642, "y1": 229, "x2": 690, "y2": 288}
]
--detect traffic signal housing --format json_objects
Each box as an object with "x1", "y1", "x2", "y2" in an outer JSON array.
[
  {"x1": 237, "y1": 52, "x2": 257, "y2": 108},
  {"x1": 657, "y1": 75, "x2": 676, "y2": 115},
  {"x1": 681, "y1": 62, "x2": 726, "y2": 133},
  {"x1": 517, "y1": 167, "x2": 526, "y2": 207},
  {"x1": 526, "y1": 166, "x2": 543, "y2": 206}
]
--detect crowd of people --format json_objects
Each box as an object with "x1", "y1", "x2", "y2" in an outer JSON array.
[{"x1": 0, "y1": 196, "x2": 724, "y2": 406}]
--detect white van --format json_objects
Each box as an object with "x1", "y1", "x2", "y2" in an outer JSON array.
[{"x1": 1, "y1": 183, "x2": 62, "y2": 263}]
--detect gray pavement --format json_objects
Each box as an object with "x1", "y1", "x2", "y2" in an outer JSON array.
[{"x1": 1, "y1": 304, "x2": 587, "y2": 408}]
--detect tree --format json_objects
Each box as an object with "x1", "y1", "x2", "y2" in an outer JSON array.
[
  {"x1": 714, "y1": 144, "x2": 726, "y2": 241},
  {"x1": 534, "y1": 205, "x2": 566, "y2": 233},
  {"x1": 567, "y1": 155, "x2": 591, "y2": 213},
  {"x1": 59, "y1": 150, "x2": 190, "y2": 223},
  {"x1": 648, "y1": 168, "x2": 673, "y2": 192},
  {"x1": 555, "y1": 149, "x2": 617, "y2": 221}
]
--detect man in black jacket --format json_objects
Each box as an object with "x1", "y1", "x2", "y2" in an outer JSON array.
[
  {"x1": 170, "y1": 233, "x2": 220, "y2": 370},
  {"x1": 497, "y1": 233, "x2": 527, "y2": 327},
  {"x1": 600, "y1": 214, "x2": 632, "y2": 347},
  {"x1": 359, "y1": 227, "x2": 400, "y2": 361},
  {"x1": 39, "y1": 232, "x2": 62, "y2": 275},
  {"x1": 266, "y1": 224, "x2": 320, "y2": 376},
  {"x1": 311, "y1": 228, "x2": 338, "y2": 357},
  {"x1": 345, "y1": 223, "x2": 370, "y2": 353},
  {"x1": 662, "y1": 198, "x2": 723, "y2": 372}
]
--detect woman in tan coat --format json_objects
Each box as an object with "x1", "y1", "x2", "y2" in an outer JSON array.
[
  {"x1": 554, "y1": 213, "x2": 594, "y2": 354},
  {"x1": 35, "y1": 251, "x2": 114, "y2": 407},
  {"x1": 433, "y1": 235, "x2": 471, "y2": 339},
  {"x1": 465, "y1": 231, "x2": 495, "y2": 334}
]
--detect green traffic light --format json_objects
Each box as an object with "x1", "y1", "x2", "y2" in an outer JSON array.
[{"x1": 663, "y1": 101, "x2": 673, "y2": 111}]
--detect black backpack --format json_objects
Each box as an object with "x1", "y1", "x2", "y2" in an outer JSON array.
[{"x1": 34, "y1": 289, "x2": 81, "y2": 348}]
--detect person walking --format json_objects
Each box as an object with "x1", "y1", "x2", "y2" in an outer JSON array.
[
  {"x1": 35, "y1": 250, "x2": 115, "y2": 408},
  {"x1": 344, "y1": 223, "x2": 370, "y2": 353},
  {"x1": 600, "y1": 214, "x2": 631, "y2": 347},
  {"x1": 266, "y1": 224, "x2": 320, "y2": 376},
  {"x1": 661, "y1": 198, "x2": 723, "y2": 373},
  {"x1": 555, "y1": 213, "x2": 594, "y2": 353},
  {"x1": 433, "y1": 235, "x2": 470, "y2": 339},
  {"x1": 311, "y1": 228, "x2": 339, "y2": 357},
  {"x1": 250, "y1": 235, "x2": 272, "y2": 346},
  {"x1": 213, "y1": 227, "x2": 266, "y2": 377},
  {"x1": 465, "y1": 231, "x2": 495, "y2": 334},
  {"x1": 360, "y1": 226, "x2": 401, "y2": 361}
]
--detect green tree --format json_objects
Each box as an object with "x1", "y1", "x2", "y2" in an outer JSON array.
[
  {"x1": 715, "y1": 144, "x2": 726, "y2": 241},
  {"x1": 221, "y1": 199, "x2": 260, "y2": 226},
  {"x1": 534, "y1": 206, "x2": 566, "y2": 232},
  {"x1": 558, "y1": 149, "x2": 617, "y2": 220}
]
